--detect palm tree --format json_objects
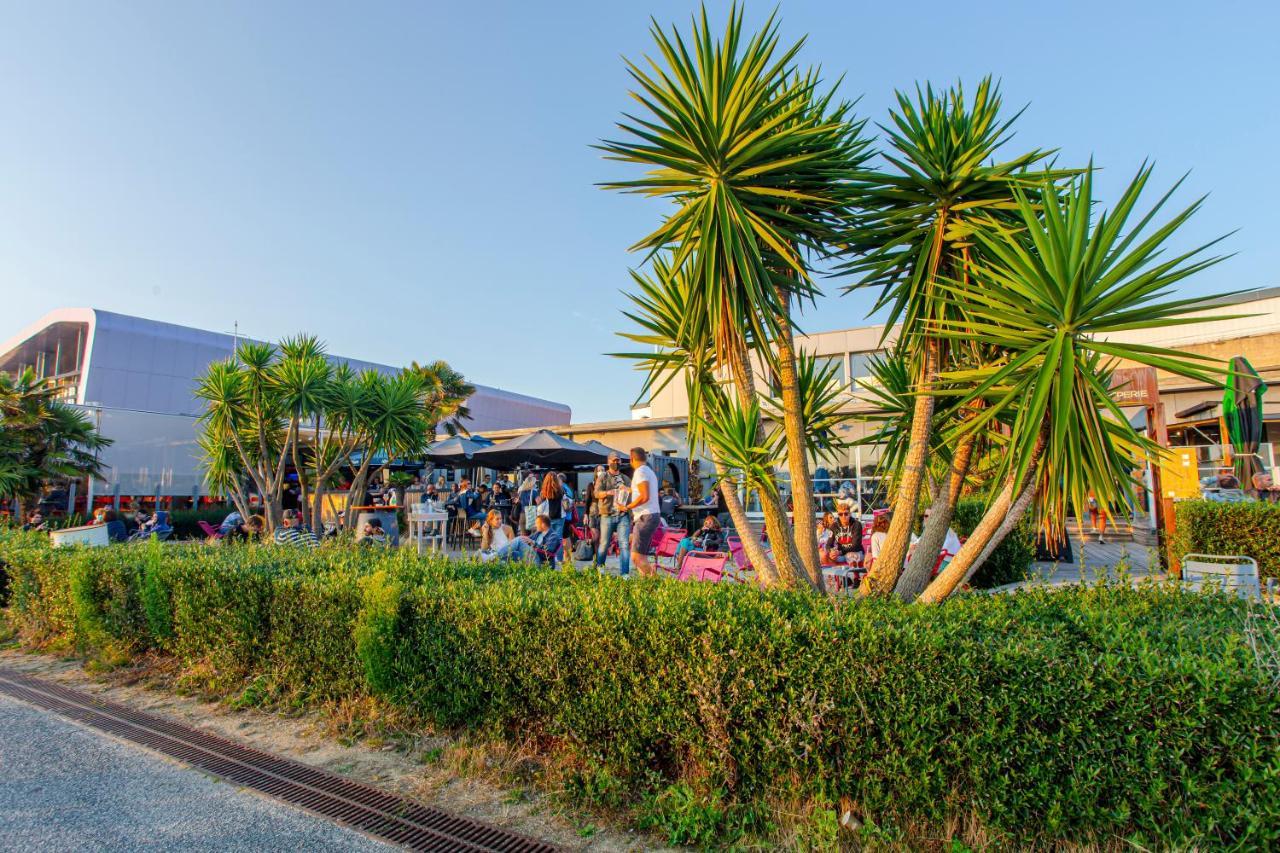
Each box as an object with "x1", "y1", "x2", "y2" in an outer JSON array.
[
  {"x1": 918, "y1": 164, "x2": 1229, "y2": 602},
  {"x1": 842, "y1": 78, "x2": 1062, "y2": 596},
  {"x1": 601, "y1": 5, "x2": 870, "y2": 588},
  {"x1": 342, "y1": 370, "x2": 435, "y2": 528},
  {"x1": 0, "y1": 368, "x2": 110, "y2": 517},
  {"x1": 405, "y1": 360, "x2": 475, "y2": 437}
]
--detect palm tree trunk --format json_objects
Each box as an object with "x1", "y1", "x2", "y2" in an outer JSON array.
[
  {"x1": 861, "y1": 337, "x2": 939, "y2": 595},
  {"x1": 773, "y1": 288, "x2": 824, "y2": 591},
  {"x1": 292, "y1": 430, "x2": 310, "y2": 530},
  {"x1": 724, "y1": 333, "x2": 803, "y2": 587},
  {"x1": 715, "y1": 466, "x2": 780, "y2": 587},
  {"x1": 919, "y1": 425, "x2": 1046, "y2": 603},
  {"x1": 894, "y1": 431, "x2": 976, "y2": 601}
]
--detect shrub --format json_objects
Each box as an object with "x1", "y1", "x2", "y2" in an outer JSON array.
[
  {"x1": 951, "y1": 499, "x2": 1036, "y2": 588},
  {"x1": 1173, "y1": 499, "x2": 1280, "y2": 580},
  {"x1": 1, "y1": 530, "x2": 1277, "y2": 848}
]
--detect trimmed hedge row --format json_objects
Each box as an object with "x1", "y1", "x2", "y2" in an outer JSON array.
[
  {"x1": 1174, "y1": 499, "x2": 1280, "y2": 580},
  {"x1": 2, "y1": 531, "x2": 1278, "y2": 848}
]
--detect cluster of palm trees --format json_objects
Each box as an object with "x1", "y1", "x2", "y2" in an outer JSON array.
[
  {"x1": 604, "y1": 6, "x2": 1229, "y2": 602},
  {"x1": 0, "y1": 368, "x2": 110, "y2": 519},
  {"x1": 194, "y1": 336, "x2": 473, "y2": 533}
]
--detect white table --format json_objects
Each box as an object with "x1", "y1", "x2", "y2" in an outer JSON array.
[{"x1": 407, "y1": 511, "x2": 448, "y2": 554}]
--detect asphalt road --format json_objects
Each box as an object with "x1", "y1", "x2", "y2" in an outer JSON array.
[{"x1": 0, "y1": 693, "x2": 390, "y2": 851}]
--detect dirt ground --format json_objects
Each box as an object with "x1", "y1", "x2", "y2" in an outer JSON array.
[{"x1": 0, "y1": 647, "x2": 668, "y2": 852}]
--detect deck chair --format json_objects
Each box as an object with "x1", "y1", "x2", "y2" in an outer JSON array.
[
  {"x1": 677, "y1": 551, "x2": 728, "y2": 582},
  {"x1": 197, "y1": 520, "x2": 223, "y2": 540},
  {"x1": 1181, "y1": 554, "x2": 1261, "y2": 599},
  {"x1": 725, "y1": 534, "x2": 751, "y2": 570},
  {"x1": 654, "y1": 527, "x2": 687, "y2": 574}
]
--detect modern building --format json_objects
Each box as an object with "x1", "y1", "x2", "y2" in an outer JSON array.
[
  {"x1": 0, "y1": 307, "x2": 572, "y2": 506},
  {"x1": 478, "y1": 287, "x2": 1280, "y2": 508}
]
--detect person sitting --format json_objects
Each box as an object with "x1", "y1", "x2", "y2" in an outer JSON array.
[
  {"x1": 1252, "y1": 471, "x2": 1279, "y2": 503},
  {"x1": 478, "y1": 509, "x2": 515, "y2": 561},
  {"x1": 21, "y1": 510, "x2": 46, "y2": 532},
  {"x1": 864, "y1": 512, "x2": 890, "y2": 570},
  {"x1": 659, "y1": 487, "x2": 680, "y2": 522},
  {"x1": 273, "y1": 509, "x2": 320, "y2": 548},
  {"x1": 825, "y1": 508, "x2": 864, "y2": 567},
  {"x1": 816, "y1": 512, "x2": 836, "y2": 557},
  {"x1": 491, "y1": 514, "x2": 562, "y2": 567},
  {"x1": 100, "y1": 509, "x2": 128, "y2": 543},
  {"x1": 360, "y1": 517, "x2": 390, "y2": 547},
  {"x1": 222, "y1": 515, "x2": 264, "y2": 543},
  {"x1": 1216, "y1": 468, "x2": 1242, "y2": 490},
  {"x1": 217, "y1": 510, "x2": 244, "y2": 537},
  {"x1": 446, "y1": 478, "x2": 485, "y2": 522},
  {"x1": 674, "y1": 515, "x2": 724, "y2": 567}
]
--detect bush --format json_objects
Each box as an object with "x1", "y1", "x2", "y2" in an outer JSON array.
[
  {"x1": 2, "y1": 531, "x2": 1277, "y2": 849},
  {"x1": 1173, "y1": 499, "x2": 1280, "y2": 580},
  {"x1": 951, "y1": 499, "x2": 1036, "y2": 588}
]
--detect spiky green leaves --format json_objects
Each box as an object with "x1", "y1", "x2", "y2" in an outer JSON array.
[
  {"x1": 937, "y1": 165, "x2": 1232, "y2": 531},
  {"x1": 601, "y1": 4, "x2": 870, "y2": 359}
]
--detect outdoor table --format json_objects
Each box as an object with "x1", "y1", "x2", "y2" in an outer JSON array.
[
  {"x1": 678, "y1": 503, "x2": 718, "y2": 529},
  {"x1": 407, "y1": 510, "x2": 448, "y2": 554}
]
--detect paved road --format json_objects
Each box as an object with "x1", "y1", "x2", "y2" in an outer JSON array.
[{"x1": 0, "y1": 693, "x2": 390, "y2": 851}]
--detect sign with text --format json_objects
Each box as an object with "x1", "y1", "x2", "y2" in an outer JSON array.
[{"x1": 1110, "y1": 367, "x2": 1160, "y2": 409}]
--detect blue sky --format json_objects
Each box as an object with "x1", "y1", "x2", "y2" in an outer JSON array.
[{"x1": 1, "y1": 1, "x2": 1276, "y2": 422}]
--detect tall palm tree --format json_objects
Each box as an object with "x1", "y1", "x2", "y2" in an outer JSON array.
[
  {"x1": 919, "y1": 164, "x2": 1230, "y2": 602},
  {"x1": 405, "y1": 360, "x2": 475, "y2": 437},
  {"x1": 0, "y1": 368, "x2": 110, "y2": 517},
  {"x1": 601, "y1": 5, "x2": 870, "y2": 587},
  {"x1": 842, "y1": 78, "x2": 1063, "y2": 596}
]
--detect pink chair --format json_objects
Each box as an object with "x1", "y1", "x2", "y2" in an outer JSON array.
[
  {"x1": 654, "y1": 527, "x2": 687, "y2": 574},
  {"x1": 677, "y1": 551, "x2": 728, "y2": 582},
  {"x1": 725, "y1": 534, "x2": 748, "y2": 569},
  {"x1": 198, "y1": 520, "x2": 223, "y2": 540}
]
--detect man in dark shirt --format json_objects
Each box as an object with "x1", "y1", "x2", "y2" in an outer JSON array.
[{"x1": 826, "y1": 508, "x2": 864, "y2": 567}]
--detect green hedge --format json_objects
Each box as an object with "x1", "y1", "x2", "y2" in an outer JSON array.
[
  {"x1": 1174, "y1": 500, "x2": 1280, "y2": 580},
  {"x1": 952, "y1": 499, "x2": 1036, "y2": 588},
  {"x1": 2, "y1": 531, "x2": 1278, "y2": 848}
]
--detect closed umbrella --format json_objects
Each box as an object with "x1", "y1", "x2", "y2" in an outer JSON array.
[
  {"x1": 472, "y1": 429, "x2": 610, "y2": 470},
  {"x1": 1223, "y1": 356, "x2": 1266, "y2": 486}
]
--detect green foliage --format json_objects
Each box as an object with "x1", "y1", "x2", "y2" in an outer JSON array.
[
  {"x1": 951, "y1": 499, "x2": 1035, "y2": 588},
  {"x1": 3, "y1": 531, "x2": 1277, "y2": 848},
  {"x1": 166, "y1": 508, "x2": 233, "y2": 539},
  {"x1": 1173, "y1": 500, "x2": 1280, "y2": 581}
]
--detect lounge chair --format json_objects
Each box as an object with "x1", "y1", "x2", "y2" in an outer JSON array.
[{"x1": 677, "y1": 550, "x2": 728, "y2": 582}]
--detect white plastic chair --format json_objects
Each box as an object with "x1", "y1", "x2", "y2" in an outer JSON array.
[{"x1": 1181, "y1": 554, "x2": 1262, "y2": 599}]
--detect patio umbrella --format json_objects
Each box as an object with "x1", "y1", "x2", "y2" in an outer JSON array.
[
  {"x1": 581, "y1": 440, "x2": 628, "y2": 461},
  {"x1": 1223, "y1": 356, "x2": 1266, "y2": 486},
  {"x1": 423, "y1": 435, "x2": 494, "y2": 468},
  {"x1": 472, "y1": 429, "x2": 610, "y2": 470}
]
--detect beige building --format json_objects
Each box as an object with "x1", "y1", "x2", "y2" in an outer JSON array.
[{"x1": 481, "y1": 288, "x2": 1280, "y2": 506}]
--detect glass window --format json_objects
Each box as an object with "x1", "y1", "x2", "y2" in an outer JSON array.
[{"x1": 848, "y1": 351, "x2": 880, "y2": 390}]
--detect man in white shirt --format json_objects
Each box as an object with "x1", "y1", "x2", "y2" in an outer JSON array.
[{"x1": 618, "y1": 446, "x2": 661, "y2": 577}]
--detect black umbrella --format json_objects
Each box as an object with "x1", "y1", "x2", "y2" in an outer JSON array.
[
  {"x1": 581, "y1": 440, "x2": 628, "y2": 462},
  {"x1": 423, "y1": 435, "x2": 494, "y2": 468},
  {"x1": 1223, "y1": 356, "x2": 1266, "y2": 486},
  {"x1": 472, "y1": 429, "x2": 610, "y2": 470}
]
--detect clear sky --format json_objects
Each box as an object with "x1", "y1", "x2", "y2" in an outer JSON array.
[{"x1": 1, "y1": 1, "x2": 1276, "y2": 422}]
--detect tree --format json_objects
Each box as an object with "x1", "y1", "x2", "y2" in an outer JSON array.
[
  {"x1": 841, "y1": 79, "x2": 1062, "y2": 596},
  {"x1": 602, "y1": 5, "x2": 870, "y2": 588},
  {"x1": 918, "y1": 165, "x2": 1228, "y2": 601},
  {"x1": 0, "y1": 368, "x2": 110, "y2": 518}
]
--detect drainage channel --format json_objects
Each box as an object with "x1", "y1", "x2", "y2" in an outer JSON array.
[{"x1": 0, "y1": 668, "x2": 559, "y2": 853}]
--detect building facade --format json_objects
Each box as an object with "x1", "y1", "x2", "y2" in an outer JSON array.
[
  {"x1": 0, "y1": 308, "x2": 572, "y2": 504},
  {"x1": 482, "y1": 288, "x2": 1280, "y2": 510}
]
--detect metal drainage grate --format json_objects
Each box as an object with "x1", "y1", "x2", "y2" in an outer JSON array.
[{"x1": 0, "y1": 668, "x2": 559, "y2": 853}]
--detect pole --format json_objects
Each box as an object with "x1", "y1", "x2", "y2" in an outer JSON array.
[{"x1": 1149, "y1": 400, "x2": 1180, "y2": 578}]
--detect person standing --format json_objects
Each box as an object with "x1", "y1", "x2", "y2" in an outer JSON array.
[
  {"x1": 618, "y1": 447, "x2": 661, "y2": 577},
  {"x1": 594, "y1": 453, "x2": 631, "y2": 576}
]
